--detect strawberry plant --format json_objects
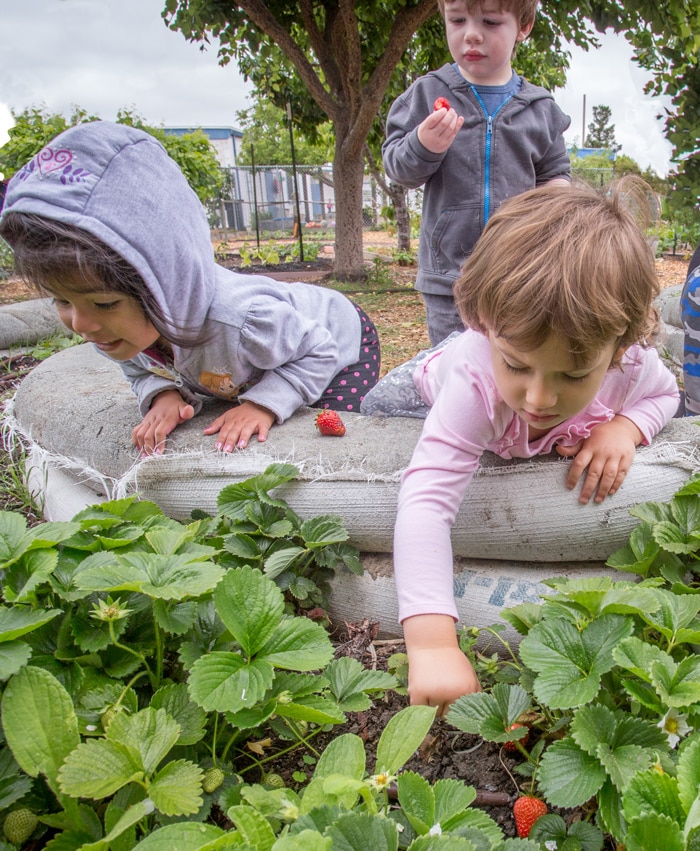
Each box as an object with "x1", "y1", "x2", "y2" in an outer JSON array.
[
  {"x1": 0, "y1": 464, "x2": 397, "y2": 847},
  {"x1": 447, "y1": 472, "x2": 700, "y2": 848},
  {"x1": 197, "y1": 461, "x2": 361, "y2": 613}
]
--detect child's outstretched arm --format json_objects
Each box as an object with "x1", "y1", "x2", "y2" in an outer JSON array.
[
  {"x1": 133, "y1": 389, "x2": 195, "y2": 456},
  {"x1": 203, "y1": 400, "x2": 276, "y2": 451},
  {"x1": 403, "y1": 614, "x2": 481, "y2": 715}
]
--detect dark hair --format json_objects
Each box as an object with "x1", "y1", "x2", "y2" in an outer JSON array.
[{"x1": 0, "y1": 212, "x2": 204, "y2": 347}]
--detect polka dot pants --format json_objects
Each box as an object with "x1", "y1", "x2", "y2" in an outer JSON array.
[{"x1": 313, "y1": 302, "x2": 380, "y2": 412}]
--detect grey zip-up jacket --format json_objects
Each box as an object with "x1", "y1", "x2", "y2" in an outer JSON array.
[
  {"x1": 383, "y1": 64, "x2": 571, "y2": 297},
  {"x1": 1, "y1": 122, "x2": 362, "y2": 422}
]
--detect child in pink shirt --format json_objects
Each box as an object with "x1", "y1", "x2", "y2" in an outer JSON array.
[{"x1": 361, "y1": 181, "x2": 680, "y2": 713}]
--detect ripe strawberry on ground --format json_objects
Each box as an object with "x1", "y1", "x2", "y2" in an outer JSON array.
[
  {"x1": 503, "y1": 722, "x2": 530, "y2": 752},
  {"x1": 315, "y1": 410, "x2": 346, "y2": 436},
  {"x1": 433, "y1": 96, "x2": 451, "y2": 111},
  {"x1": 513, "y1": 796, "x2": 548, "y2": 838},
  {"x1": 3, "y1": 808, "x2": 38, "y2": 845}
]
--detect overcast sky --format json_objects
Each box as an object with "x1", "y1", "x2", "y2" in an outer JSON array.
[{"x1": 0, "y1": 0, "x2": 674, "y2": 177}]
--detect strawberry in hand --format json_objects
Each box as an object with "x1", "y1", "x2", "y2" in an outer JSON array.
[
  {"x1": 433, "y1": 96, "x2": 451, "y2": 111},
  {"x1": 315, "y1": 409, "x2": 346, "y2": 436}
]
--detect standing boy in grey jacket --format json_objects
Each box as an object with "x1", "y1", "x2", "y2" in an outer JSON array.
[{"x1": 383, "y1": 0, "x2": 571, "y2": 345}]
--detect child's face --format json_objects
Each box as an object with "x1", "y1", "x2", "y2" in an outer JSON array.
[
  {"x1": 488, "y1": 331, "x2": 622, "y2": 436},
  {"x1": 444, "y1": 1, "x2": 532, "y2": 86},
  {"x1": 51, "y1": 287, "x2": 160, "y2": 361}
]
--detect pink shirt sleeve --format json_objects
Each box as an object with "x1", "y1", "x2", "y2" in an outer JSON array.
[
  {"x1": 393, "y1": 337, "x2": 679, "y2": 624},
  {"x1": 394, "y1": 339, "x2": 500, "y2": 623}
]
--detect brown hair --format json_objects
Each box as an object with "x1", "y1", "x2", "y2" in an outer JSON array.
[
  {"x1": 437, "y1": 0, "x2": 538, "y2": 30},
  {"x1": 0, "y1": 212, "x2": 204, "y2": 348},
  {"x1": 454, "y1": 179, "x2": 660, "y2": 367}
]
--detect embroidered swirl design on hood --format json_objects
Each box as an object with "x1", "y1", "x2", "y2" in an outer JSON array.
[{"x1": 17, "y1": 147, "x2": 92, "y2": 185}]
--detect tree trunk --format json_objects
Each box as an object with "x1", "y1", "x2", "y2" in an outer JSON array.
[
  {"x1": 332, "y1": 141, "x2": 366, "y2": 280},
  {"x1": 390, "y1": 183, "x2": 411, "y2": 253}
]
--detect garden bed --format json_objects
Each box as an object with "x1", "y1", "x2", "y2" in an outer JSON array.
[{"x1": 0, "y1": 245, "x2": 696, "y2": 849}]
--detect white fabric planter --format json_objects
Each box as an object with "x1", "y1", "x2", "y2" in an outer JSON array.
[{"x1": 6, "y1": 333, "x2": 699, "y2": 639}]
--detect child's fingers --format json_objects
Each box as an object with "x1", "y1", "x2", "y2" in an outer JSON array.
[{"x1": 178, "y1": 404, "x2": 195, "y2": 423}]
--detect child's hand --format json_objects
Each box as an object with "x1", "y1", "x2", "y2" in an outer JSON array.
[
  {"x1": 203, "y1": 400, "x2": 276, "y2": 451},
  {"x1": 403, "y1": 614, "x2": 481, "y2": 716},
  {"x1": 133, "y1": 389, "x2": 194, "y2": 456},
  {"x1": 417, "y1": 104, "x2": 464, "y2": 154},
  {"x1": 556, "y1": 415, "x2": 643, "y2": 504}
]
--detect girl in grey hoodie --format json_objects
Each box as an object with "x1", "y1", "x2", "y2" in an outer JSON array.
[{"x1": 0, "y1": 121, "x2": 380, "y2": 455}]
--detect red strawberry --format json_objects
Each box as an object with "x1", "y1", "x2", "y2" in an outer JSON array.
[
  {"x1": 315, "y1": 410, "x2": 346, "y2": 436},
  {"x1": 513, "y1": 796, "x2": 548, "y2": 838},
  {"x1": 433, "y1": 96, "x2": 451, "y2": 111},
  {"x1": 503, "y1": 722, "x2": 530, "y2": 752}
]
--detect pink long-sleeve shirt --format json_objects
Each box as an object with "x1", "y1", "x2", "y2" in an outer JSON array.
[{"x1": 394, "y1": 330, "x2": 680, "y2": 622}]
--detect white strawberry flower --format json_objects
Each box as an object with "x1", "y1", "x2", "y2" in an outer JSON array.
[{"x1": 657, "y1": 708, "x2": 691, "y2": 748}]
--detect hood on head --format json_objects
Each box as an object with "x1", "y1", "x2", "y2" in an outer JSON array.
[{"x1": 1, "y1": 120, "x2": 216, "y2": 334}]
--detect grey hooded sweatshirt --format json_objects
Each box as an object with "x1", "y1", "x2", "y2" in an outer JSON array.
[
  {"x1": 1, "y1": 122, "x2": 362, "y2": 422},
  {"x1": 383, "y1": 64, "x2": 571, "y2": 298}
]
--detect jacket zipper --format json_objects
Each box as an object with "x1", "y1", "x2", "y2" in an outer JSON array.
[{"x1": 470, "y1": 88, "x2": 514, "y2": 225}]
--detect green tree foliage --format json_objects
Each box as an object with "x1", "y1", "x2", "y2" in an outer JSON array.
[
  {"x1": 235, "y1": 99, "x2": 333, "y2": 166},
  {"x1": 162, "y1": 0, "x2": 700, "y2": 279},
  {"x1": 585, "y1": 104, "x2": 617, "y2": 148},
  {"x1": 0, "y1": 106, "x2": 99, "y2": 180},
  {"x1": 664, "y1": 62, "x2": 700, "y2": 223},
  {"x1": 0, "y1": 106, "x2": 223, "y2": 204}
]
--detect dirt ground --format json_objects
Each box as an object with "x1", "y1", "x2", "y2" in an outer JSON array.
[{"x1": 0, "y1": 239, "x2": 692, "y2": 843}]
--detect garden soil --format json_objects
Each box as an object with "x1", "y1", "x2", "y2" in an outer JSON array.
[{"x1": 0, "y1": 243, "x2": 691, "y2": 845}]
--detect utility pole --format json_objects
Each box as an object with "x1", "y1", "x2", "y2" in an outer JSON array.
[{"x1": 582, "y1": 94, "x2": 586, "y2": 146}]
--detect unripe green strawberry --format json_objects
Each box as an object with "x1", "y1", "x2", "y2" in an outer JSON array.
[
  {"x1": 264, "y1": 772, "x2": 285, "y2": 788},
  {"x1": 100, "y1": 704, "x2": 127, "y2": 731},
  {"x1": 202, "y1": 767, "x2": 225, "y2": 793},
  {"x1": 4, "y1": 808, "x2": 38, "y2": 845}
]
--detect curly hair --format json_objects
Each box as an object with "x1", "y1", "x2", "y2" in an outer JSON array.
[{"x1": 454, "y1": 179, "x2": 660, "y2": 367}]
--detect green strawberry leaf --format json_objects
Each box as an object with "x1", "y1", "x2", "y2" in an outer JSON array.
[
  {"x1": 538, "y1": 738, "x2": 607, "y2": 808},
  {"x1": 148, "y1": 759, "x2": 203, "y2": 816},
  {"x1": 397, "y1": 771, "x2": 433, "y2": 835},
  {"x1": 75, "y1": 552, "x2": 224, "y2": 599},
  {"x1": 0, "y1": 605, "x2": 61, "y2": 642},
  {"x1": 213, "y1": 565, "x2": 284, "y2": 656},
  {"x1": 375, "y1": 705, "x2": 437, "y2": 775},
  {"x1": 149, "y1": 683, "x2": 207, "y2": 746},
  {"x1": 130, "y1": 822, "x2": 225, "y2": 850},
  {"x1": 678, "y1": 736, "x2": 700, "y2": 813},
  {"x1": 226, "y1": 804, "x2": 277, "y2": 849},
  {"x1": 299, "y1": 516, "x2": 349, "y2": 548},
  {"x1": 259, "y1": 617, "x2": 334, "y2": 671},
  {"x1": 58, "y1": 737, "x2": 143, "y2": 799},
  {"x1": 623, "y1": 813, "x2": 684, "y2": 851},
  {"x1": 622, "y1": 768, "x2": 685, "y2": 824},
  {"x1": 518, "y1": 614, "x2": 633, "y2": 709},
  {"x1": 2, "y1": 666, "x2": 80, "y2": 792}
]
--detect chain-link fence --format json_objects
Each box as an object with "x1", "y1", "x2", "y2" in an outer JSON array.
[
  {"x1": 207, "y1": 163, "x2": 390, "y2": 238},
  {"x1": 206, "y1": 162, "x2": 655, "y2": 245}
]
